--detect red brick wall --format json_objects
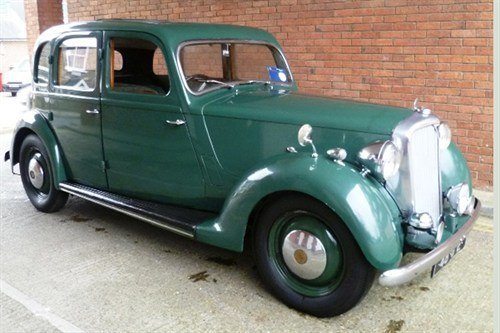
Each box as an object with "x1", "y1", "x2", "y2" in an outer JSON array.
[
  {"x1": 24, "y1": 0, "x2": 41, "y2": 55},
  {"x1": 59, "y1": 1, "x2": 495, "y2": 189},
  {"x1": 24, "y1": 0, "x2": 63, "y2": 55}
]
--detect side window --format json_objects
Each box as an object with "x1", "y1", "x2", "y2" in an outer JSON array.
[
  {"x1": 57, "y1": 37, "x2": 97, "y2": 91},
  {"x1": 113, "y1": 50, "x2": 123, "y2": 71},
  {"x1": 35, "y1": 42, "x2": 51, "y2": 84},
  {"x1": 109, "y1": 37, "x2": 169, "y2": 95},
  {"x1": 153, "y1": 48, "x2": 168, "y2": 76}
]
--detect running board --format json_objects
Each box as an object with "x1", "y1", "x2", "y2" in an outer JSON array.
[{"x1": 59, "y1": 182, "x2": 216, "y2": 238}]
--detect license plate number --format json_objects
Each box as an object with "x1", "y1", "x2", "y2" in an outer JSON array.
[{"x1": 431, "y1": 237, "x2": 466, "y2": 278}]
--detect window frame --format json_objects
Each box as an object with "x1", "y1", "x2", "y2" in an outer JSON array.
[
  {"x1": 51, "y1": 31, "x2": 102, "y2": 95},
  {"x1": 103, "y1": 31, "x2": 172, "y2": 99},
  {"x1": 177, "y1": 39, "x2": 294, "y2": 97},
  {"x1": 33, "y1": 41, "x2": 52, "y2": 87}
]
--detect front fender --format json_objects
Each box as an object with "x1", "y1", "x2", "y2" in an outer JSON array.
[
  {"x1": 441, "y1": 142, "x2": 472, "y2": 192},
  {"x1": 196, "y1": 153, "x2": 403, "y2": 270},
  {"x1": 10, "y1": 110, "x2": 67, "y2": 186}
]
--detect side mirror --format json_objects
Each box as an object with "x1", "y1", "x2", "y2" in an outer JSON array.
[{"x1": 297, "y1": 124, "x2": 318, "y2": 158}]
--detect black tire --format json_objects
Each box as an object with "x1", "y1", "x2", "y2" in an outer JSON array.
[
  {"x1": 253, "y1": 194, "x2": 375, "y2": 317},
  {"x1": 11, "y1": 92, "x2": 17, "y2": 97},
  {"x1": 19, "y1": 134, "x2": 68, "y2": 212}
]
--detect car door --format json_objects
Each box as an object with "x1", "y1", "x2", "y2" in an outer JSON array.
[
  {"x1": 49, "y1": 31, "x2": 107, "y2": 188},
  {"x1": 100, "y1": 31, "x2": 204, "y2": 206}
]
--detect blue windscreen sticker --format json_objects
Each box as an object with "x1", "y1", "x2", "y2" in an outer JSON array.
[{"x1": 267, "y1": 66, "x2": 287, "y2": 83}]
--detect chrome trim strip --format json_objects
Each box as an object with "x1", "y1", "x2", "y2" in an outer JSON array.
[
  {"x1": 59, "y1": 183, "x2": 194, "y2": 238},
  {"x1": 378, "y1": 199, "x2": 481, "y2": 287},
  {"x1": 175, "y1": 39, "x2": 294, "y2": 96}
]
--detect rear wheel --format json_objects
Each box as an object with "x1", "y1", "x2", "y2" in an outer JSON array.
[
  {"x1": 19, "y1": 134, "x2": 68, "y2": 212},
  {"x1": 253, "y1": 194, "x2": 375, "y2": 317}
]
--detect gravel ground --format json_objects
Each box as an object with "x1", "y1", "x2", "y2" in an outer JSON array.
[{"x1": 0, "y1": 94, "x2": 493, "y2": 332}]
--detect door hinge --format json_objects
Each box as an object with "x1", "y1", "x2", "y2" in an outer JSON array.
[{"x1": 101, "y1": 160, "x2": 109, "y2": 172}]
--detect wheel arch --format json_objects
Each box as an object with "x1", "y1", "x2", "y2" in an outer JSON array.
[
  {"x1": 10, "y1": 111, "x2": 68, "y2": 186},
  {"x1": 244, "y1": 190, "x2": 309, "y2": 250},
  {"x1": 195, "y1": 154, "x2": 404, "y2": 271},
  {"x1": 11, "y1": 127, "x2": 35, "y2": 166}
]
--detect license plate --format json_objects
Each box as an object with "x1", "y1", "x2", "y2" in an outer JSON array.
[{"x1": 431, "y1": 237, "x2": 466, "y2": 278}]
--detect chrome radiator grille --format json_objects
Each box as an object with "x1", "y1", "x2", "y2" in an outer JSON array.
[{"x1": 407, "y1": 125, "x2": 441, "y2": 225}]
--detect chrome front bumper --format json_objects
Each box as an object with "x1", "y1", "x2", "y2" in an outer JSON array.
[{"x1": 379, "y1": 198, "x2": 481, "y2": 287}]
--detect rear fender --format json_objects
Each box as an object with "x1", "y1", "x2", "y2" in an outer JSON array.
[
  {"x1": 10, "y1": 110, "x2": 67, "y2": 187},
  {"x1": 196, "y1": 154, "x2": 403, "y2": 270}
]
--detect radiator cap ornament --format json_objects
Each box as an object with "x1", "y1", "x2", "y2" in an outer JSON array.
[
  {"x1": 413, "y1": 98, "x2": 431, "y2": 116},
  {"x1": 413, "y1": 98, "x2": 421, "y2": 111}
]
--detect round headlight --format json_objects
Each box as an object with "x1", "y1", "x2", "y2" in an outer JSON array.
[
  {"x1": 456, "y1": 184, "x2": 471, "y2": 215},
  {"x1": 447, "y1": 183, "x2": 472, "y2": 215},
  {"x1": 438, "y1": 122, "x2": 451, "y2": 150},
  {"x1": 378, "y1": 141, "x2": 402, "y2": 180}
]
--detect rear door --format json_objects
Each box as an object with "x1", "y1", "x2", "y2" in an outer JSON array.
[
  {"x1": 49, "y1": 31, "x2": 107, "y2": 188},
  {"x1": 100, "y1": 31, "x2": 204, "y2": 205}
]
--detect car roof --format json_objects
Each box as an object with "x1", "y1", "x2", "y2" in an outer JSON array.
[{"x1": 36, "y1": 20, "x2": 280, "y2": 50}]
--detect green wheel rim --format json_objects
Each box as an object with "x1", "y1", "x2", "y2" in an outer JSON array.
[{"x1": 268, "y1": 210, "x2": 344, "y2": 297}]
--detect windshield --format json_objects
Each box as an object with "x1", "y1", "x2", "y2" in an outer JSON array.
[{"x1": 179, "y1": 42, "x2": 292, "y2": 95}]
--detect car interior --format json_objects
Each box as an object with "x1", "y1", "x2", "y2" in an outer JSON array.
[{"x1": 109, "y1": 38, "x2": 170, "y2": 95}]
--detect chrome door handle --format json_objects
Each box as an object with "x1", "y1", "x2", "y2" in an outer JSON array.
[
  {"x1": 165, "y1": 119, "x2": 186, "y2": 126},
  {"x1": 86, "y1": 109, "x2": 100, "y2": 114}
]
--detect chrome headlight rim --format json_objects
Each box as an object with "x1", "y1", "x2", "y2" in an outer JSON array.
[
  {"x1": 378, "y1": 140, "x2": 402, "y2": 180},
  {"x1": 358, "y1": 140, "x2": 402, "y2": 181},
  {"x1": 437, "y1": 122, "x2": 452, "y2": 150},
  {"x1": 446, "y1": 183, "x2": 473, "y2": 216}
]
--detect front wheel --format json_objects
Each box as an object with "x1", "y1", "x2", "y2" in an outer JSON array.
[
  {"x1": 19, "y1": 134, "x2": 68, "y2": 212},
  {"x1": 253, "y1": 194, "x2": 375, "y2": 317}
]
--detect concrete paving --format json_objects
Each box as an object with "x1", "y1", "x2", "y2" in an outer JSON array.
[
  {"x1": 0, "y1": 92, "x2": 26, "y2": 135},
  {"x1": 0, "y1": 94, "x2": 494, "y2": 332}
]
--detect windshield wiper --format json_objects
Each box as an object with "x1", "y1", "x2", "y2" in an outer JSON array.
[
  {"x1": 236, "y1": 80, "x2": 271, "y2": 86},
  {"x1": 202, "y1": 79, "x2": 235, "y2": 89},
  {"x1": 189, "y1": 76, "x2": 235, "y2": 92}
]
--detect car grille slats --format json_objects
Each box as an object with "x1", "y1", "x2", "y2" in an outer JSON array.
[{"x1": 407, "y1": 125, "x2": 441, "y2": 227}]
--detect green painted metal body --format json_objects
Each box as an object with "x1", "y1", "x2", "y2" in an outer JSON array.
[
  {"x1": 438, "y1": 142, "x2": 473, "y2": 244},
  {"x1": 196, "y1": 154, "x2": 404, "y2": 270},
  {"x1": 9, "y1": 20, "x2": 474, "y2": 271},
  {"x1": 10, "y1": 110, "x2": 68, "y2": 186}
]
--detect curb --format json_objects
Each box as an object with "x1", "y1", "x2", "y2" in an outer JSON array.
[
  {"x1": 474, "y1": 189, "x2": 494, "y2": 219},
  {"x1": 479, "y1": 205, "x2": 493, "y2": 219}
]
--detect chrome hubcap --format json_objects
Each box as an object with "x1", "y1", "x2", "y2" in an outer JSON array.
[
  {"x1": 28, "y1": 153, "x2": 44, "y2": 189},
  {"x1": 282, "y1": 229, "x2": 327, "y2": 280}
]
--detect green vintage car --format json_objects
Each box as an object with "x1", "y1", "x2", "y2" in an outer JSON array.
[{"x1": 5, "y1": 20, "x2": 480, "y2": 317}]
